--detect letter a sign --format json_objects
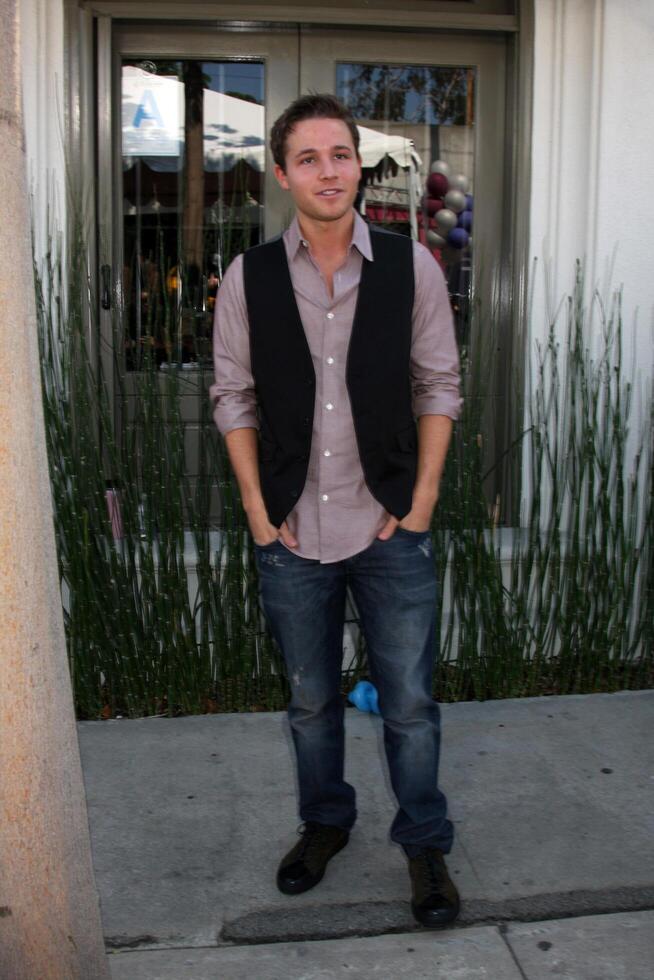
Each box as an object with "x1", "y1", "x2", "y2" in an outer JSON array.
[
  {"x1": 133, "y1": 89, "x2": 165, "y2": 129},
  {"x1": 122, "y1": 65, "x2": 184, "y2": 157}
]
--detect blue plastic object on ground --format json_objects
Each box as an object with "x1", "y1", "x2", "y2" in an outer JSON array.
[{"x1": 348, "y1": 679, "x2": 381, "y2": 714}]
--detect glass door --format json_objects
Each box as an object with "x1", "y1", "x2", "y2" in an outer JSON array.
[
  {"x1": 99, "y1": 25, "x2": 298, "y2": 525},
  {"x1": 300, "y1": 29, "x2": 507, "y2": 348},
  {"x1": 111, "y1": 25, "x2": 298, "y2": 373},
  {"x1": 300, "y1": 29, "x2": 512, "y2": 503}
]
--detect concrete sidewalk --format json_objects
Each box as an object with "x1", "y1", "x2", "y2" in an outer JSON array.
[
  {"x1": 77, "y1": 690, "x2": 654, "y2": 977},
  {"x1": 105, "y1": 911, "x2": 653, "y2": 979}
]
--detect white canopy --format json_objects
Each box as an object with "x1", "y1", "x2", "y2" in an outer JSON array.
[{"x1": 122, "y1": 65, "x2": 421, "y2": 173}]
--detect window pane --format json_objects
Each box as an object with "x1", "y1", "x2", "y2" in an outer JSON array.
[
  {"x1": 121, "y1": 60, "x2": 265, "y2": 370},
  {"x1": 337, "y1": 63, "x2": 475, "y2": 344}
]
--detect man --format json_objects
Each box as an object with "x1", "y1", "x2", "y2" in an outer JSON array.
[{"x1": 210, "y1": 94, "x2": 462, "y2": 927}]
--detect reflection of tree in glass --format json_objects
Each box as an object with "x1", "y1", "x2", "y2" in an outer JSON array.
[
  {"x1": 181, "y1": 61, "x2": 207, "y2": 289},
  {"x1": 338, "y1": 65, "x2": 470, "y2": 125},
  {"x1": 131, "y1": 61, "x2": 211, "y2": 287}
]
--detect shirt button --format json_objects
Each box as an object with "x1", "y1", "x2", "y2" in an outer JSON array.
[
  {"x1": 321, "y1": 493, "x2": 329, "y2": 501},
  {"x1": 326, "y1": 312, "x2": 335, "y2": 320},
  {"x1": 325, "y1": 402, "x2": 333, "y2": 411},
  {"x1": 326, "y1": 356, "x2": 334, "y2": 365},
  {"x1": 323, "y1": 449, "x2": 331, "y2": 457}
]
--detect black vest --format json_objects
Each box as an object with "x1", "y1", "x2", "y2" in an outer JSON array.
[{"x1": 243, "y1": 226, "x2": 417, "y2": 527}]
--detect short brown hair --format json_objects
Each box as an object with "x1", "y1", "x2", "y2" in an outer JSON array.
[{"x1": 270, "y1": 93, "x2": 360, "y2": 170}]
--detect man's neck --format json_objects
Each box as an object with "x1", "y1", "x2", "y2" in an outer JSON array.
[{"x1": 296, "y1": 209, "x2": 355, "y2": 260}]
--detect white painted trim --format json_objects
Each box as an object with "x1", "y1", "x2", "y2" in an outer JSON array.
[
  {"x1": 20, "y1": 0, "x2": 67, "y2": 267},
  {"x1": 83, "y1": 3, "x2": 518, "y2": 31}
]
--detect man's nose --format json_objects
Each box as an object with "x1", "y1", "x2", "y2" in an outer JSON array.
[{"x1": 319, "y1": 156, "x2": 337, "y2": 179}]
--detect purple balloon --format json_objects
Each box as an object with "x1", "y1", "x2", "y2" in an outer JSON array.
[
  {"x1": 447, "y1": 227, "x2": 470, "y2": 249},
  {"x1": 465, "y1": 193, "x2": 474, "y2": 211},
  {"x1": 458, "y1": 209, "x2": 473, "y2": 231}
]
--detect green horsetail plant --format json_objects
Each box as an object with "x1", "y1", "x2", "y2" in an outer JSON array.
[
  {"x1": 36, "y1": 210, "x2": 652, "y2": 716},
  {"x1": 35, "y1": 209, "x2": 287, "y2": 719},
  {"x1": 433, "y1": 260, "x2": 653, "y2": 700}
]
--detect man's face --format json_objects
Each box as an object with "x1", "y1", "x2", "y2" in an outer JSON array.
[{"x1": 274, "y1": 117, "x2": 362, "y2": 225}]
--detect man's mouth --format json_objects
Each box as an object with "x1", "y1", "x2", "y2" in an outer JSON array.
[{"x1": 317, "y1": 189, "x2": 342, "y2": 197}]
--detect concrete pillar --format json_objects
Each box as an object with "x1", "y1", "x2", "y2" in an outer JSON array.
[{"x1": 0, "y1": 1, "x2": 111, "y2": 976}]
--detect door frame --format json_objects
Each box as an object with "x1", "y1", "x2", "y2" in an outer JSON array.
[
  {"x1": 66, "y1": 1, "x2": 534, "y2": 520},
  {"x1": 299, "y1": 26, "x2": 514, "y2": 505}
]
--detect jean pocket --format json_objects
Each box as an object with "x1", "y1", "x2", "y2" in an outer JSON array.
[{"x1": 254, "y1": 538, "x2": 280, "y2": 549}]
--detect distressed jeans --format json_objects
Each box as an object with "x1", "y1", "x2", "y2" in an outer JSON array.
[{"x1": 254, "y1": 527, "x2": 454, "y2": 856}]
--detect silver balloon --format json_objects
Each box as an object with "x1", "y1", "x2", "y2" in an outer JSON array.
[
  {"x1": 448, "y1": 173, "x2": 469, "y2": 193},
  {"x1": 430, "y1": 159, "x2": 450, "y2": 176},
  {"x1": 435, "y1": 208, "x2": 458, "y2": 233},
  {"x1": 444, "y1": 189, "x2": 466, "y2": 213},
  {"x1": 426, "y1": 229, "x2": 447, "y2": 249}
]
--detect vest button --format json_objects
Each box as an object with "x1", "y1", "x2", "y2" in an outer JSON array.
[
  {"x1": 290, "y1": 490, "x2": 299, "y2": 499},
  {"x1": 306, "y1": 377, "x2": 314, "y2": 386}
]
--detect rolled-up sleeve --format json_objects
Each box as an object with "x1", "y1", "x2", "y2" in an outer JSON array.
[
  {"x1": 410, "y1": 242, "x2": 462, "y2": 421},
  {"x1": 209, "y1": 254, "x2": 260, "y2": 436}
]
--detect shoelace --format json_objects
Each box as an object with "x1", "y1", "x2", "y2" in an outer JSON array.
[
  {"x1": 295, "y1": 821, "x2": 334, "y2": 857},
  {"x1": 418, "y1": 851, "x2": 445, "y2": 890}
]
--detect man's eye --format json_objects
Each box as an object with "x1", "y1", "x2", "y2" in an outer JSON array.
[
  {"x1": 300, "y1": 157, "x2": 315, "y2": 165},
  {"x1": 335, "y1": 153, "x2": 350, "y2": 160}
]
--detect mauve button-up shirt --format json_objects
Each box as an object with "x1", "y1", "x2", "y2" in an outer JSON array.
[{"x1": 209, "y1": 211, "x2": 462, "y2": 564}]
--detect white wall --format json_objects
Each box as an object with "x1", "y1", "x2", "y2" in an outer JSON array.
[
  {"x1": 523, "y1": 0, "x2": 654, "y2": 533},
  {"x1": 528, "y1": 0, "x2": 654, "y2": 387},
  {"x1": 19, "y1": 0, "x2": 66, "y2": 267}
]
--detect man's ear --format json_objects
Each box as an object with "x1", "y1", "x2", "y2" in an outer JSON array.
[{"x1": 274, "y1": 163, "x2": 290, "y2": 191}]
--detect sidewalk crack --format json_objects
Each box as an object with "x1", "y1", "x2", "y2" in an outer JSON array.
[
  {"x1": 498, "y1": 923, "x2": 529, "y2": 980},
  {"x1": 455, "y1": 835, "x2": 485, "y2": 887}
]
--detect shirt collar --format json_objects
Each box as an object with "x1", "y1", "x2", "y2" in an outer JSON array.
[{"x1": 284, "y1": 210, "x2": 373, "y2": 262}]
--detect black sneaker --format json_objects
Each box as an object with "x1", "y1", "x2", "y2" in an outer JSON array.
[
  {"x1": 408, "y1": 847, "x2": 460, "y2": 927},
  {"x1": 276, "y1": 821, "x2": 350, "y2": 895}
]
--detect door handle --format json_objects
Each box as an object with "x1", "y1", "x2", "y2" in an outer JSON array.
[{"x1": 100, "y1": 264, "x2": 111, "y2": 310}]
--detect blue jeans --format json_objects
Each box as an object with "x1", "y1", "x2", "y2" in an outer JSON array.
[{"x1": 254, "y1": 528, "x2": 454, "y2": 857}]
